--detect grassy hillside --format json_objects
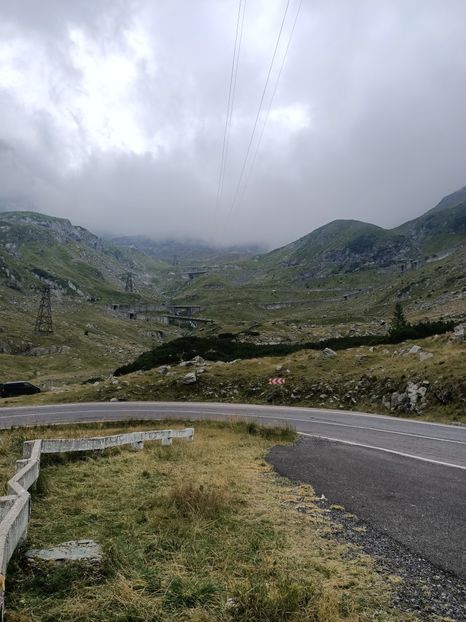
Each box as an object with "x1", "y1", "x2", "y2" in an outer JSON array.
[{"x1": 0, "y1": 211, "x2": 171, "y2": 302}]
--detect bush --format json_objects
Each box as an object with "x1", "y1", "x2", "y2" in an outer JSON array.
[{"x1": 114, "y1": 319, "x2": 455, "y2": 376}]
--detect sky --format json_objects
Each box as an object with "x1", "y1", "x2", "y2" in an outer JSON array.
[{"x1": 0, "y1": 0, "x2": 466, "y2": 249}]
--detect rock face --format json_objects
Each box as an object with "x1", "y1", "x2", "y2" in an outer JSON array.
[
  {"x1": 386, "y1": 381, "x2": 429, "y2": 413},
  {"x1": 26, "y1": 345, "x2": 71, "y2": 356}
]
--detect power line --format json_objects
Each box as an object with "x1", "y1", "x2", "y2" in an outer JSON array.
[
  {"x1": 239, "y1": 0, "x2": 303, "y2": 203},
  {"x1": 228, "y1": 0, "x2": 291, "y2": 215},
  {"x1": 216, "y1": 0, "x2": 246, "y2": 210}
]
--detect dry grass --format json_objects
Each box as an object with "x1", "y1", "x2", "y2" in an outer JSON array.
[{"x1": 0, "y1": 421, "x2": 416, "y2": 621}]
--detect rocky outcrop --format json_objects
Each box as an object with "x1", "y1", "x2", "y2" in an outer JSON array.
[{"x1": 26, "y1": 345, "x2": 71, "y2": 357}]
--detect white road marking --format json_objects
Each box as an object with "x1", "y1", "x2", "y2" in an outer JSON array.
[
  {"x1": 0, "y1": 407, "x2": 463, "y2": 445},
  {"x1": 298, "y1": 432, "x2": 466, "y2": 470},
  {"x1": 1, "y1": 400, "x2": 464, "y2": 431}
]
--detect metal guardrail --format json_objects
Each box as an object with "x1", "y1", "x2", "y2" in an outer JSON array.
[{"x1": 0, "y1": 428, "x2": 194, "y2": 619}]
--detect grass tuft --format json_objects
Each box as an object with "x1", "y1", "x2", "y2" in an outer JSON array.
[
  {"x1": 164, "y1": 576, "x2": 221, "y2": 609},
  {"x1": 231, "y1": 578, "x2": 321, "y2": 622},
  {"x1": 167, "y1": 481, "x2": 231, "y2": 519}
]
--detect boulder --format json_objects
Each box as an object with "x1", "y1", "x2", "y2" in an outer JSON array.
[
  {"x1": 181, "y1": 372, "x2": 197, "y2": 385},
  {"x1": 322, "y1": 348, "x2": 337, "y2": 359},
  {"x1": 157, "y1": 365, "x2": 170, "y2": 375},
  {"x1": 190, "y1": 355, "x2": 205, "y2": 365},
  {"x1": 408, "y1": 345, "x2": 422, "y2": 354},
  {"x1": 451, "y1": 325, "x2": 464, "y2": 343}
]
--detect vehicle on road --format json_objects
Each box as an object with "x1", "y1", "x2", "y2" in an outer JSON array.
[{"x1": 0, "y1": 381, "x2": 41, "y2": 398}]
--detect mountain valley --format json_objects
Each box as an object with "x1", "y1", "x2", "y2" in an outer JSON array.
[{"x1": 0, "y1": 188, "x2": 464, "y2": 422}]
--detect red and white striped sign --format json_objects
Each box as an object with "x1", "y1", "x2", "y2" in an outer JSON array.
[{"x1": 268, "y1": 377, "x2": 285, "y2": 385}]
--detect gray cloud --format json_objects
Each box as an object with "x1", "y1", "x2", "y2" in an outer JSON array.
[{"x1": 0, "y1": 0, "x2": 465, "y2": 247}]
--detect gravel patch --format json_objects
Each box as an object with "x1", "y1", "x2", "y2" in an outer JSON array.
[
  {"x1": 315, "y1": 498, "x2": 466, "y2": 621},
  {"x1": 268, "y1": 441, "x2": 466, "y2": 622}
]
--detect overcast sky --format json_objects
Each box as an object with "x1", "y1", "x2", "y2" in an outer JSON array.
[{"x1": 0, "y1": 0, "x2": 465, "y2": 248}]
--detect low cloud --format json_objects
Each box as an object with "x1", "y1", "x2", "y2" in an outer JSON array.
[{"x1": 0, "y1": 0, "x2": 465, "y2": 247}]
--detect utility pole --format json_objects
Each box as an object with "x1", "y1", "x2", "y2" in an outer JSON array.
[
  {"x1": 34, "y1": 285, "x2": 53, "y2": 335},
  {"x1": 125, "y1": 272, "x2": 134, "y2": 293}
]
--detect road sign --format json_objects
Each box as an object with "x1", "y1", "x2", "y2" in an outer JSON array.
[{"x1": 268, "y1": 377, "x2": 285, "y2": 385}]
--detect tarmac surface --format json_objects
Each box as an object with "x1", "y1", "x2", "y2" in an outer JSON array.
[
  {"x1": 0, "y1": 400, "x2": 464, "y2": 580},
  {"x1": 268, "y1": 435, "x2": 466, "y2": 579}
]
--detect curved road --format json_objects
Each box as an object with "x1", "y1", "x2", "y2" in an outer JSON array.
[
  {"x1": 0, "y1": 401, "x2": 464, "y2": 468},
  {"x1": 0, "y1": 401, "x2": 465, "y2": 577}
]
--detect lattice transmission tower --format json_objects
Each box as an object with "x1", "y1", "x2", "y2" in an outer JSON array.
[
  {"x1": 125, "y1": 272, "x2": 134, "y2": 293},
  {"x1": 34, "y1": 285, "x2": 53, "y2": 335}
]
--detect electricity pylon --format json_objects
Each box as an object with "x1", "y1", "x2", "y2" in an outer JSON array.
[
  {"x1": 34, "y1": 285, "x2": 53, "y2": 334},
  {"x1": 125, "y1": 272, "x2": 134, "y2": 293}
]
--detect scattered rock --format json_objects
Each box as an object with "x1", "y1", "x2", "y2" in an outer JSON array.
[
  {"x1": 26, "y1": 345, "x2": 71, "y2": 356},
  {"x1": 450, "y1": 324, "x2": 464, "y2": 343},
  {"x1": 156, "y1": 365, "x2": 170, "y2": 375},
  {"x1": 181, "y1": 372, "x2": 197, "y2": 385},
  {"x1": 408, "y1": 345, "x2": 422, "y2": 354},
  {"x1": 322, "y1": 348, "x2": 337, "y2": 359},
  {"x1": 190, "y1": 355, "x2": 205, "y2": 365}
]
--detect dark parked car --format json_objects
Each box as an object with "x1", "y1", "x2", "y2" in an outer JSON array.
[{"x1": 0, "y1": 381, "x2": 41, "y2": 398}]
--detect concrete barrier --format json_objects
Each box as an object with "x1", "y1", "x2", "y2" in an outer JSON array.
[{"x1": 0, "y1": 428, "x2": 194, "y2": 619}]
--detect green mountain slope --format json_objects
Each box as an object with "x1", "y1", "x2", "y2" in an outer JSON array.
[
  {"x1": 258, "y1": 192, "x2": 466, "y2": 278},
  {"x1": 0, "y1": 211, "x2": 170, "y2": 301}
]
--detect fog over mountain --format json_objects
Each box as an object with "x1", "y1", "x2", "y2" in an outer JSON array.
[{"x1": 0, "y1": 0, "x2": 466, "y2": 247}]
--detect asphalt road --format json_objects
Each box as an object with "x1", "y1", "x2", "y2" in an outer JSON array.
[
  {"x1": 0, "y1": 401, "x2": 464, "y2": 468},
  {"x1": 269, "y1": 436, "x2": 466, "y2": 579},
  {"x1": 0, "y1": 401, "x2": 464, "y2": 577}
]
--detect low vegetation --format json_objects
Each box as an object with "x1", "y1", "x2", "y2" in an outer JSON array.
[
  {"x1": 1, "y1": 421, "x2": 413, "y2": 621},
  {"x1": 113, "y1": 318, "x2": 455, "y2": 376}
]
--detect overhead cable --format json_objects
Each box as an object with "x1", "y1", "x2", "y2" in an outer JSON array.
[
  {"x1": 228, "y1": 0, "x2": 291, "y2": 215},
  {"x1": 239, "y1": 0, "x2": 303, "y2": 203},
  {"x1": 216, "y1": 0, "x2": 246, "y2": 210}
]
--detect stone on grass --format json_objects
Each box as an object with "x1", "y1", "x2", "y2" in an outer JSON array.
[
  {"x1": 26, "y1": 540, "x2": 102, "y2": 563},
  {"x1": 181, "y1": 372, "x2": 197, "y2": 385},
  {"x1": 190, "y1": 355, "x2": 205, "y2": 365},
  {"x1": 322, "y1": 348, "x2": 337, "y2": 359},
  {"x1": 451, "y1": 325, "x2": 464, "y2": 343},
  {"x1": 408, "y1": 345, "x2": 422, "y2": 354}
]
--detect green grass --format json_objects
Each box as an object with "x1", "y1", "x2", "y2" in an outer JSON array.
[{"x1": 1, "y1": 421, "x2": 412, "y2": 621}]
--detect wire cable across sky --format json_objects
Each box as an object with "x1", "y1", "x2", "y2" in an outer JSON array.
[
  {"x1": 228, "y1": 0, "x2": 292, "y2": 216},
  {"x1": 216, "y1": 0, "x2": 246, "y2": 211}
]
